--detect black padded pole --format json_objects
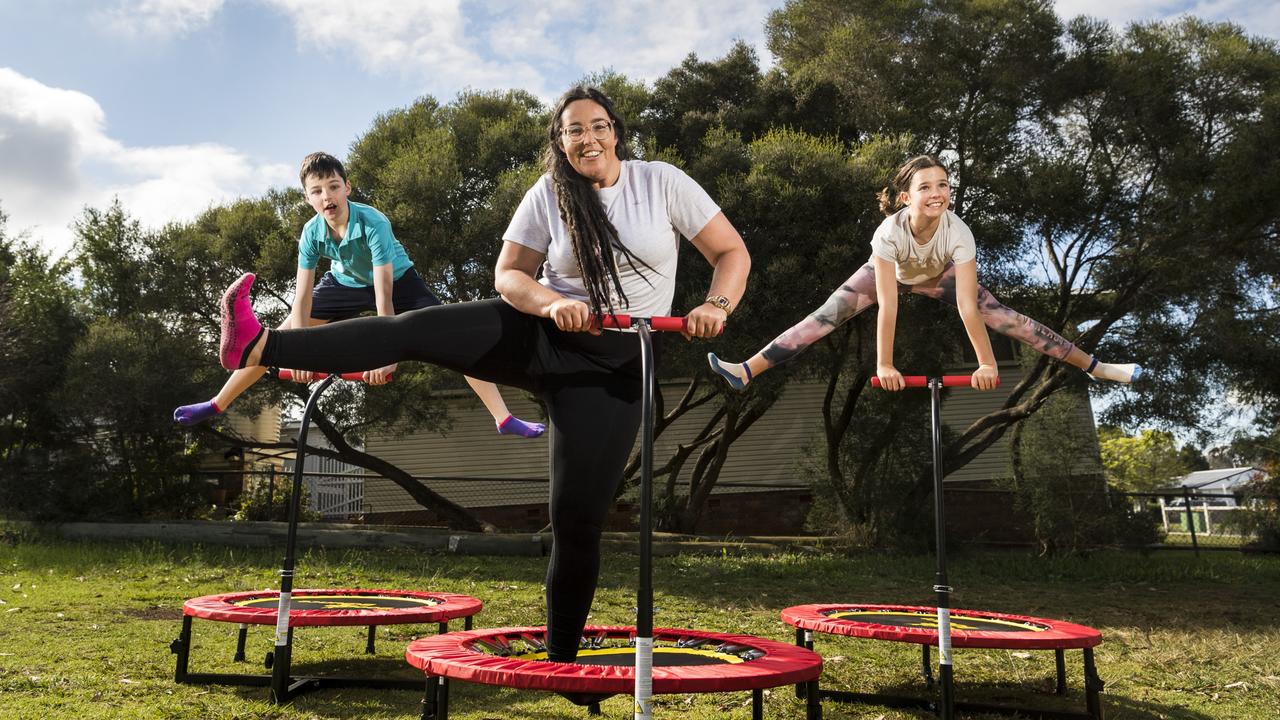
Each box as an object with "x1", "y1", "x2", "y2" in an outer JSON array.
[
  {"x1": 929, "y1": 378, "x2": 955, "y2": 720},
  {"x1": 634, "y1": 320, "x2": 655, "y2": 720},
  {"x1": 270, "y1": 374, "x2": 337, "y2": 703}
]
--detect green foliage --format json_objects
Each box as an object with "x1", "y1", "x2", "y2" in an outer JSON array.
[
  {"x1": 231, "y1": 475, "x2": 320, "y2": 523},
  {"x1": 801, "y1": 383, "x2": 934, "y2": 548},
  {"x1": 1007, "y1": 392, "x2": 1161, "y2": 554},
  {"x1": 1223, "y1": 474, "x2": 1280, "y2": 550},
  {"x1": 1099, "y1": 426, "x2": 1191, "y2": 492}
]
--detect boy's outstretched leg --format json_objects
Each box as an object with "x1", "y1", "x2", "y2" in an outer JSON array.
[{"x1": 466, "y1": 377, "x2": 545, "y2": 438}]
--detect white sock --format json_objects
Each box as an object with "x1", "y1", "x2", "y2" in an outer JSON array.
[{"x1": 1088, "y1": 361, "x2": 1141, "y2": 383}]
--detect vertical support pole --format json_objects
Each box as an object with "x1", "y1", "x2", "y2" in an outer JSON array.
[
  {"x1": 366, "y1": 625, "x2": 376, "y2": 654},
  {"x1": 422, "y1": 675, "x2": 439, "y2": 720},
  {"x1": 1083, "y1": 648, "x2": 1104, "y2": 719},
  {"x1": 806, "y1": 679, "x2": 823, "y2": 720},
  {"x1": 234, "y1": 624, "x2": 248, "y2": 662},
  {"x1": 929, "y1": 378, "x2": 955, "y2": 720},
  {"x1": 922, "y1": 643, "x2": 935, "y2": 687},
  {"x1": 1183, "y1": 487, "x2": 1200, "y2": 556},
  {"x1": 1055, "y1": 649, "x2": 1067, "y2": 695},
  {"x1": 752, "y1": 688, "x2": 763, "y2": 720},
  {"x1": 794, "y1": 627, "x2": 808, "y2": 699},
  {"x1": 270, "y1": 374, "x2": 337, "y2": 704},
  {"x1": 173, "y1": 615, "x2": 193, "y2": 682},
  {"x1": 634, "y1": 320, "x2": 655, "y2": 720}
]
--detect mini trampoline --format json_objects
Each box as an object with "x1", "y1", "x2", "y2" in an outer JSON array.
[
  {"x1": 783, "y1": 603, "x2": 1104, "y2": 719},
  {"x1": 173, "y1": 588, "x2": 481, "y2": 695},
  {"x1": 404, "y1": 625, "x2": 824, "y2": 719}
]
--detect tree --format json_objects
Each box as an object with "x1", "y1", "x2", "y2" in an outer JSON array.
[
  {"x1": 1098, "y1": 427, "x2": 1189, "y2": 492},
  {"x1": 761, "y1": 3, "x2": 1280, "y2": 541}
]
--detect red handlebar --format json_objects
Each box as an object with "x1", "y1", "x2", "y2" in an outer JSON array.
[
  {"x1": 871, "y1": 375, "x2": 999, "y2": 388},
  {"x1": 599, "y1": 314, "x2": 688, "y2": 332},
  {"x1": 597, "y1": 314, "x2": 723, "y2": 333},
  {"x1": 276, "y1": 369, "x2": 393, "y2": 383}
]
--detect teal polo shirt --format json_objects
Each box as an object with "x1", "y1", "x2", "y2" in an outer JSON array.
[{"x1": 298, "y1": 200, "x2": 414, "y2": 288}]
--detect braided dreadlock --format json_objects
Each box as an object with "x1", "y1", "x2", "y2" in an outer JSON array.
[{"x1": 543, "y1": 86, "x2": 655, "y2": 319}]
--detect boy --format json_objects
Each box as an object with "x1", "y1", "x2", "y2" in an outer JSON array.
[{"x1": 175, "y1": 152, "x2": 544, "y2": 437}]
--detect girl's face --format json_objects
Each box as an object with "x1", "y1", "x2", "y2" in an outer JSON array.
[
  {"x1": 558, "y1": 99, "x2": 621, "y2": 188},
  {"x1": 899, "y1": 166, "x2": 951, "y2": 220}
]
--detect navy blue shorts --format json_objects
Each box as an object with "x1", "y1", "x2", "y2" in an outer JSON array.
[{"x1": 309, "y1": 269, "x2": 441, "y2": 321}]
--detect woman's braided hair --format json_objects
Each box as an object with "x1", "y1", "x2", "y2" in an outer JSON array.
[{"x1": 543, "y1": 86, "x2": 654, "y2": 319}]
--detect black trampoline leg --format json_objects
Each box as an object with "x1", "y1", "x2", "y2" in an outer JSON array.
[
  {"x1": 438, "y1": 621, "x2": 448, "y2": 635},
  {"x1": 366, "y1": 625, "x2": 376, "y2": 654},
  {"x1": 805, "y1": 679, "x2": 822, "y2": 720},
  {"x1": 752, "y1": 688, "x2": 763, "y2": 720},
  {"x1": 439, "y1": 677, "x2": 451, "y2": 719},
  {"x1": 588, "y1": 702, "x2": 601, "y2": 715},
  {"x1": 1055, "y1": 648, "x2": 1067, "y2": 695},
  {"x1": 794, "y1": 627, "x2": 808, "y2": 699},
  {"x1": 1084, "y1": 648, "x2": 1104, "y2": 719},
  {"x1": 922, "y1": 644, "x2": 935, "y2": 687},
  {"x1": 422, "y1": 675, "x2": 439, "y2": 720},
  {"x1": 464, "y1": 615, "x2": 473, "y2": 630},
  {"x1": 234, "y1": 624, "x2": 248, "y2": 662},
  {"x1": 172, "y1": 615, "x2": 193, "y2": 682}
]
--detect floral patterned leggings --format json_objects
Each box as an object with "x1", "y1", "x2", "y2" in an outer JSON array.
[{"x1": 759, "y1": 262, "x2": 1075, "y2": 366}]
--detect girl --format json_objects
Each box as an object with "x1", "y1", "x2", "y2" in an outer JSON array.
[{"x1": 707, "y1": 155, "x2": 1139, "y2": 391}]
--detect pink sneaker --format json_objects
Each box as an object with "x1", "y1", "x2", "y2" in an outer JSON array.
[{"x1": 219, "y1": 273, "x2": 263, "y2": 369}]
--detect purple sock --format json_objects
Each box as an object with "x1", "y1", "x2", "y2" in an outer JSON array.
[
  {"x1": 497, "y1": 415, "x2": 546, "y2": 438},
  {"x1": 174, "y1": 399, "x2": 222, "y2": 426}
]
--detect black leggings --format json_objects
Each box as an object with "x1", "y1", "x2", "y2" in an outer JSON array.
[{"x1": 260, "y1": 298, "x2": 650, "y2": 660}]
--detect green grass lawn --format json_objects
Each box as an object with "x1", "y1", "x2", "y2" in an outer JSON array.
[{"x1": 0, "y1": 532, "x2": 1277, "y2": 719}]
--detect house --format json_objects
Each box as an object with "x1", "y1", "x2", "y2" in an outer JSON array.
[
  {"x1": 350, "y1": 337, "x2": 1104, "y2": 536},
  {"x1": 1156, "y1": 467, "x2": 1268, "y2": 535}
]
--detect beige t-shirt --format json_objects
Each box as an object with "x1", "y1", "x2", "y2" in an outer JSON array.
[{"x1": 869, "y1": 208, "x2": 976, "y2": 285}]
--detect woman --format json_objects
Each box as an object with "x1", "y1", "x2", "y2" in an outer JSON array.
[
  {"x1": 217, "y1": 86, "x2": 750, "y2": 664},
  {"x1": 707, "y1": 154, "x2": 1139, "y2": 391}
]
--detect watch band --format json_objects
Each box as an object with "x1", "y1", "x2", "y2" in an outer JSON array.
[{"x1": 704, "y1": 294, "x2": 732, "y2": 313}]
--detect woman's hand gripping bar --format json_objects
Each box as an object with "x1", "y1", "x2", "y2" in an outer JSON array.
[{"x1": 599, "y1": 314, "x2": 724, "y2": 333}]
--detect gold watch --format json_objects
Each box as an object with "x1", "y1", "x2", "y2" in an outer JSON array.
[{"x1": 704, "y1": 294, "x2": 732, "y2": 314}]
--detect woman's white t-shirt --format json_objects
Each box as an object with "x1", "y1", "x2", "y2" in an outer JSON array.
[
  {"x1": 870, "y1": 208, "x2": 976, "y2": 285},
  {"x1": 503, "y1": 160, "x2": 721, "y2": 319}
]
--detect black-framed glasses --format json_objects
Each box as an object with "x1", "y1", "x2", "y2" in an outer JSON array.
[{"x1": 562, "y1": 120, "x2": 613, "y2": 143}]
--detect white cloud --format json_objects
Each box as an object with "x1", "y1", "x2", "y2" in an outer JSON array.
[
  {"x1": 0, "y1": 68, "x2": 290, "y2": 257},
  {"x1": 99, "y1": 0, "x2": 226, "y2": 38},
  {"x1": 266, "y1": 0, "x2": 550, "y2": 96},
  {"x1": 265, "y1": 0, "x2": 779, "y2": 101}
]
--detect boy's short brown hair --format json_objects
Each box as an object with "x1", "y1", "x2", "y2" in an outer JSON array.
[{"x1": 299, "y1": 152, "x2": 347, "y2": 187}]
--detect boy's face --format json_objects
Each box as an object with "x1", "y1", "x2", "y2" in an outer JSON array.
[{"x1": 303, "y1": 171, "x2": 351, "y2": 222}]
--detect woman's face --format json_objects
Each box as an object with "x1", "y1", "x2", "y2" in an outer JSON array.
[
  {"x1": 558, "y1": 99, "x2": 621, "y2": 188},
  {"x1": 899, "y1": 165, "x2": 951, "y2": 220}
]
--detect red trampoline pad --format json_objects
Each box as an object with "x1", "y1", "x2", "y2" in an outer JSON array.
[
  {"x1": 405, "y1": 625, "x2": 823, "y2": 694},
  {"x1": 183, "y1": 589, "x2": 482, "y2": 627},
  {"x1": 781, "y1": 604, "x2": 1101, "y2": 650}
]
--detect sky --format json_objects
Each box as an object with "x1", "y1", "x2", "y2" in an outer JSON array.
[{"x1": 1, "y1": 0, "x2": 1277, "y2": 258}]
